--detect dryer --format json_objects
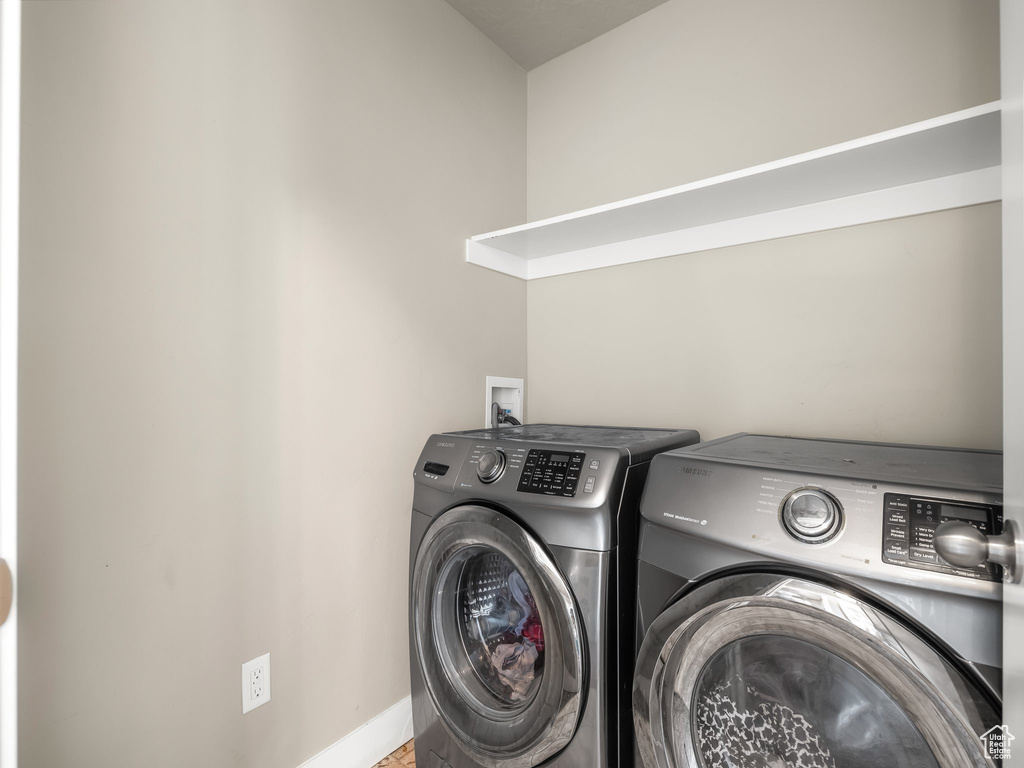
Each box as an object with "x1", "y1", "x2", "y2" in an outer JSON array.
[
  {"x1": 633, "y1": 434, "x2": 1005, "y2": 768},
  {"x1": 409, "y1": 424, "x2": 700, "y2": 768}
]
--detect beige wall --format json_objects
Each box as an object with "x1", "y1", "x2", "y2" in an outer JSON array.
[
  {"x1": 18, "y1": 2, "x2": 525, "y2": 767},
  {"x1": 529, "y1": 206, "x2": 1002, "y2": 446},
  {"x1": 527, "y1": 0, "x2": 1000, "y2": 221},
  {"x1": 526, "y1": 0, "x2": 1003, "y2": 449}
]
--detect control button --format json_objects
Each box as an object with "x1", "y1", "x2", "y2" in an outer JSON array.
[
  {"x1": 884, "y1": 540, "x2": 909, "y2": 560},
  {"x1": 886, "y1": 526, "x2": 907, "y2": 542},
  {"x1": 589, "y1": 459, "x2": 600, "y2": 471},
  {"x1": 781, "y1": 489, "x2": 842, "y2": 543},
  {"x1": 885, "y1": 510, "x2": 908, "y2": 526},
  {"x1": 910, "y1": 548, "x2": 937, "y2": 564},
  {"x1": 583, "y1": 476, "x2": 596, "y2": 493},
  {"x1": 477, "y1": 450, "x2": 507, "y2": 483}
]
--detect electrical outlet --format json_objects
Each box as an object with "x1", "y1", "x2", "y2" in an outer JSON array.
[
  {"x1": 241, "y1": 653, "x2": 271, "y2": 714},
  {"x1": 250, "y1": 667, "x2": 263, "y2": 700}
]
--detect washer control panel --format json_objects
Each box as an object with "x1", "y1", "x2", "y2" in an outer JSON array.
[
  {"x1": 517, "y1": 449, "x2": 585, "y2": 498},
  {"x1": 882, "y1": 492, "x2": 1003, "y2": 581}
]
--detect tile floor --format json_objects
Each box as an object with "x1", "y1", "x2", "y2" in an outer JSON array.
[{"x1": 374, "y1": 739, "x2": 415, "y2": 767}]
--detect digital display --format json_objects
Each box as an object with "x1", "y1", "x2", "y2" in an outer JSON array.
[
  {"x1": 940, "y1": 504, "x2": 988, "y2": 523},
  {"x1": 549, "y1": 454, "x2": 570, "y2": 463}
]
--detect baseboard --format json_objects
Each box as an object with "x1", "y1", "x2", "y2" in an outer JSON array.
[{"x1": 298, "y1": 695, "x2": 414, "y2": 768}]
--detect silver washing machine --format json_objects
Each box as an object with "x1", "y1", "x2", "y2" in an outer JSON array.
[
  {"x1": 633, "y1": 434, "x2": 1005, "y2": 768},
  {"x1": 409, "y1": 424, "x2": 700, "y2": 768}
]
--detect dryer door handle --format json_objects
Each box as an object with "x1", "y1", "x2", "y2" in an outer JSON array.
[{"x1": 935, "y1": 519, "x2": 1021, "y2": 583}]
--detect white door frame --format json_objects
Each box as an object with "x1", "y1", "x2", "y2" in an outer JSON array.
[
  {"x1": 0, "y1": 0, "x2": 20, "y2": 764},
  {"x1": 1001, "y1": 0, "x2": 1024, "y2": 745}
]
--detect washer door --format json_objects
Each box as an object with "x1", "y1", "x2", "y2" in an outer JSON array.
[
  {"x1": 412, "y1": 505, "x2": 586, "y2": 768},
  {"x1": 633, "y1": 574, "x2": 999, "y2": 768}
]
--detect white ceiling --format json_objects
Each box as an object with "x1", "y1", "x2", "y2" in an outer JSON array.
[{"x1": 444, "y1": 0, "x2": 671, "y2": 71}]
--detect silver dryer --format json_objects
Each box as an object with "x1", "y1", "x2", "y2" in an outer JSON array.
[{"x1": 633, "y1": 434, "x2": 1004, "y2": 768}]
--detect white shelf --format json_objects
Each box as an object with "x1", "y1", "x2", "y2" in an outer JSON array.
[{"x1": 467, "y1": 102, "x2": 1002, "y2": 280}]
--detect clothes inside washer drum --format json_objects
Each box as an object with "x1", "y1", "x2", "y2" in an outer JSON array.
[
  {"x1": 693, "y1": 677, "x2": 836, "y2": 768},
  {"x1": 490, "y1": 640, "x2": 540, "y2": 701}
]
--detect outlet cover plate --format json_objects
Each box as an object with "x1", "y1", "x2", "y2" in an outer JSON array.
[{"x1": 241, "y1": 652, "x2": 271, "y2": 714}]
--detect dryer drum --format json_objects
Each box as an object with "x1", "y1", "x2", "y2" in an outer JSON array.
[
  {"x1": 412, "y1": 505, "x2": 586, "y2": 768},
  {"x1": 634, "y1": 576, "x2": 999, "y2": 768}
]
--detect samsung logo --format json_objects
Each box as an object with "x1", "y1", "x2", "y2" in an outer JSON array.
[
  {"x1": 684, "y1": 467, "x2": 713, "y2": 477},
  {"x1": 435, "y1": 441, "x2": 456, "y2": 449}
]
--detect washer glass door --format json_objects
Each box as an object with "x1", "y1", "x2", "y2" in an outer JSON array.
[
  {"x1": 413, "y1": 506, "x2": 585, "y2": 768},
  {"x1": 633, "y1": 575, "x2": 999, "y2": 768},
  {"x1": 442, "y1": 547, "x2": 546, "y2": 708}
]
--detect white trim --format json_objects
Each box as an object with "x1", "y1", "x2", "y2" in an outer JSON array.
[
  {"x1": 469, "y1": 166, "x2": 1001, "y2": 281},
  {"x1": 466, "y1": 102, "x2": 1002, "y2": 279},
  {"x1": 0, "y1": 1, "x2": 20, "y2": 766},
  {"x1": 466, "y1": 239, "x2": 528, "y2": 279},
  {"x1": 525, "y1": 167, "x2": 1000, "y2": 280},
  {"x1": 1000, "y1": 0, "x2": 1024, "y2": 741},
  {"x1": 297, "y1": 696, "x2": 414, "y2": 768},
  {"x1": 474, "y1": 101, "x2": 1001, "y2": 241}
]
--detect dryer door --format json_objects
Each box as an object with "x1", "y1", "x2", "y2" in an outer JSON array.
[
  {"x1": 633, "y1": 574, "x2": 1000, "y2": 768},
  {"x1": 412, "y1": 505, "x2": 586, "y2": 768}
]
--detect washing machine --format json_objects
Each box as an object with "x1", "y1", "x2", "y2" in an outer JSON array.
[
  {"x1": 632, "y1": 434, "x2": 1009, "y2": 768},
  {"x1": 409, "y1": 424, "x2": 700, "y2": 768}
]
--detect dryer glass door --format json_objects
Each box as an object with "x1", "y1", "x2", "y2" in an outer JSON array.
[
  {"x1": 412, "y1": 505, "x2": 585, "y2": 768},
  {"x1": 634, "y1": 575, "x2": 999, "y2": 768},
  {"x1": 691, "y1": 634, "x2": 938, "y2": 768}
]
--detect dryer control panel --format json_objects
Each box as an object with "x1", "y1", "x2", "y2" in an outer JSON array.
[{"x1": 882, "y1": 493, "x2": 1003, "y2": 581}]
